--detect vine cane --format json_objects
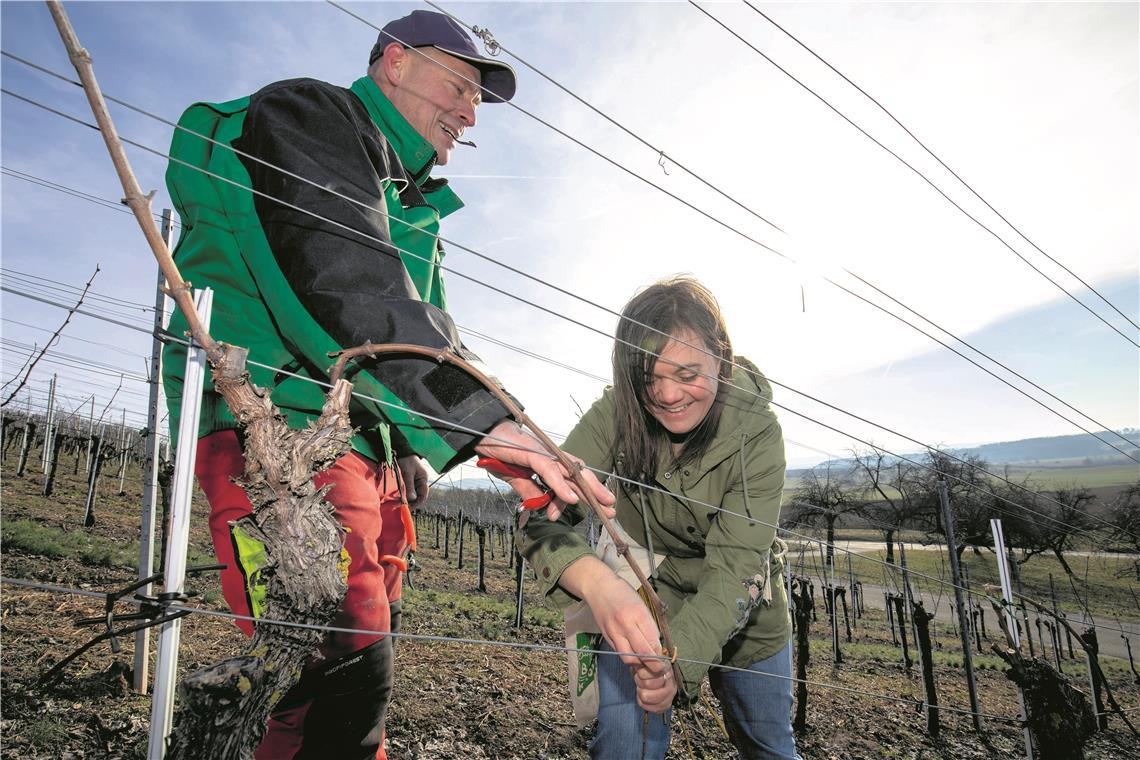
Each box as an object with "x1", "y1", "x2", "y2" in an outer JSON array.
[{"x1": 330, "y1": 343, "x2": 683, "y2": 684}]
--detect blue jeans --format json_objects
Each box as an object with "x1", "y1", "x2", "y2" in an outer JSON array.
[{"x1": 591, "y1": 641, "x2": 801, "y2": 760}]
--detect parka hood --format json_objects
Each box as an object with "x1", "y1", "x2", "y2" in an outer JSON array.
[{"x1": 698, "y1": 355, "x2": 778, "y2": 469}]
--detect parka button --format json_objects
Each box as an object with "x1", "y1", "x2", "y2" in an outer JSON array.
[
  {"x1": 542, "y1": 567, "x2": 550, "y2": 579},
  {"x1": 664, "y1": 472, "x2": 671, "y2": 479},
  {"x1": 683, "y1": 469, "x2": 690, "y2": 476},
  {"x1": 686, "y1": 526, "x2": 696, "y2": 534}
]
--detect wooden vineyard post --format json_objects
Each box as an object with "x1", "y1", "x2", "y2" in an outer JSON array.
[
  {"x1": 42, "y1": 431, "x2": 64, "y2": 497},
  {"x1": 938, "y1": 479, "x2": 983, "y2": 731},
  {"x1": 476, "y1": 525, "x2": 487, "y2": 592},
  {"x1": 1080, "y1": 628, "x2": 1108, "y2": 730},
  {"x1": 1050, "y1": 574, "x2": 1076, "y2": 659},
  {"x1": 912, "y1": 600, "x2": 939, "y2": 737},
  {"x1": 82, "y1": 428, "x2": 105, "y2": 527},
  {"x1": 839, "y1": 587, "x2": 851, "y2": 643},
  {"x1": 16, "y1": 420, "x2": 35, "y2": 477},
  {"x1": 892, "y1": 594, "x2": 912, "y2": 672},
  {"x1": 513, "y1": 550, "x2": 526, "y2": 628},
  {"x1": 444, "y1": 516, "x2": 452, "y2": 560},
  {"x1": 886, "y1": 591, "x2": 898, "y2": 645},
  {"x1": 457, "y1": 510, "x2": 466, "y2": 569},
  {"x1": 825, "y1": 546, "x2": 841, "y2": 665},
  {"x1": 791, "y1": 576, "x2": 812, "y2": 733},
  {"x1": 117, "y1": 408, "x2": 129, "y2": 495}
]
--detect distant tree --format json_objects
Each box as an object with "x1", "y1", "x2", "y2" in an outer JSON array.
[
  {"x1": 917, "y1": 449, "x2": 994, "y2": 560},
  {"x1": 1108, "y1": 482, "x2": 1140, "y2": 580},
  {"x1": 786, "y1": 462, "x2": 865, "y2": 568},
  {"x1": 851, "y1": 448, "x2": 925, "y2": 565},
  {"x1": 1009, "y1": 484, "x2": 1097, "y2": 577}
]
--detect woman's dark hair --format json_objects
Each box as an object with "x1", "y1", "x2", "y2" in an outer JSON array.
[{"x1": 610, "y1": 276, "x2": 733, "y2": 480}]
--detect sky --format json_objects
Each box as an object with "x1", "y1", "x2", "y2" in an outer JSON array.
[{"x1": 1, "y1": 0, "x2": 1137, "y2": 472}]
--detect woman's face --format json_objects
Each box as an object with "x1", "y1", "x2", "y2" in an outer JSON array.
[{"x1": 644, "y1": 328, "x2": 720, "y2": 436}]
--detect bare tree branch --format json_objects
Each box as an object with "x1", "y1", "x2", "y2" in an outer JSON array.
[
  {"x1": 1, "y1": 264, "x2": 100, "y2": 407},
  {"x1": 0, "y1": 342, "x2": 38, "y2": 393}
]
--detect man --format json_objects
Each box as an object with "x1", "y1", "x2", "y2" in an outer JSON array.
[{"x1": 162, "y1": 10, "x2": 613, "y2": 759}]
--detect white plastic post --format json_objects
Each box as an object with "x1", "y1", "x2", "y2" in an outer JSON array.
[
  {"x1": 134, "y1": 213, "x2": 175, "y2": 694},
  {"x1": 991, "y1": 518, "x2": 1034, "y2": 760},
  {"x1": 42, "y1": 373, "x2": 57, "y2": 472},
  {"x1": 147, "y1": 288, "x2": 212, "y2": 760}
]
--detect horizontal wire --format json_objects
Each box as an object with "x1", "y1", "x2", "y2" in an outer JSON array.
[
  {"x1": 0, "y1": 273, "x2": 155, "y2": 318},
  {"x1": 3, "y1": 235, "x2": 1128, "y2": 557},
  {"x1": 2, "y1": 285, "x2": 163, "y2": 332},
  {"x1": 7, "y1": 397, "x2": 153, "y2": 428},
  {"x1": 2, "y1": 316, "x2": 151, "y2": 360},
  {"x1": 2, "y1": 264, "x2": 158, "y2": 313},
  {"x1": 421, "y1": 0, "x2": 784, "y2": 234},
  {"x1": 9, "y1": 277, "x2": 1124, "y2": 569},
  {"x1": 1, "y1": 338, "x2": 149, "y2": 381},
  {"x1": 1, "y1": 165, "x2": 180, "y2": 228},
  {"x1": 312, "y1": 11, "x2": 1140, "y2": 458},
  {"x1": 690, "y1": 0, "x2": 1140, "y2": 350},
  {"x1": 456, "y1": 324, "x2": 610, "y2": 385},
  {"x1": 743, "y1": 0, "x2": 1140, "y2": 333},
  {"x1": 0, "y1": 69, "x2": 1130, "y2": 546},
  {"x1": 4, "y1": 57, "x2": 1136, "y2": 478},
  {"x1": 0, "y1": 575, "x2": 1025, "y2": 723},
  {"x1": 5, "y1": 95, "x2": 1128, "y2": 545}
]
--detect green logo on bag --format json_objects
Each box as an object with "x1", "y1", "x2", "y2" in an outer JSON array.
[{"x1": 575, "y1": 632, "x2": 598, "y2": 697}]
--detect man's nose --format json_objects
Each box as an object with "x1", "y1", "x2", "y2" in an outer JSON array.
[{"x1": 457, "y1": 99, "x2": 477, "y2": 128}]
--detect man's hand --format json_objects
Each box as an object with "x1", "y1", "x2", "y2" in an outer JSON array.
[
  {"x1": 474, "y1": 420, "x2": 614, "y2": 516},
  {"x1": 396, "y1": 455, "x2": 429, "y2": 509}
]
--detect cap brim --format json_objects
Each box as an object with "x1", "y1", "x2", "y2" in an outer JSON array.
[{"x1": 431, "y1": 45, "x2": 516, "y2": 103}]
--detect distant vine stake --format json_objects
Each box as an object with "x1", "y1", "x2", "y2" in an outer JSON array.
[
  {"x1": 330, "y1": 344, "x2": 684, "y2": 683},
  {"x1": 46, "y1": 2, "x2": 354, "y2": 758}
]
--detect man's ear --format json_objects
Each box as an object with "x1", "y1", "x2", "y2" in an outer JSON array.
[{"x1": 381, "y1": 42, "x2": 409, "y2": 87}]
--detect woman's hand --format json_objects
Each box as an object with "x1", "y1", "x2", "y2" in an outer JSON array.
[
  {"x1": 559, "y1": 557, "x2": 661, "y2": 664},
  {"x1": 631, "y1": 661, "x2": 677, "y2": 713}
]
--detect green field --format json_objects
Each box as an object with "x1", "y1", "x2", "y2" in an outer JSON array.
[
  {"x1": 784, "y1": 462, "x2": 1137, "y2": 496},
  {"x1": 784, "y1": 538, "x2": 1139, "y2": 624}
]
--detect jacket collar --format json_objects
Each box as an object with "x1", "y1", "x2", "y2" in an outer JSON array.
[{"x1": 350, "y1": 76, "x2": 444, "y2": 188}]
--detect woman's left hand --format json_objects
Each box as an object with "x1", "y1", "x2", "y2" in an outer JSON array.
[{"x1": 631, "y1": 662, "x2": 677, "y2": 713}]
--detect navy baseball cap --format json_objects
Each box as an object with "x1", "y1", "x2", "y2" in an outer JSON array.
[{"x1": 369, "y1": 10, "x2": 517, "y2": 103}]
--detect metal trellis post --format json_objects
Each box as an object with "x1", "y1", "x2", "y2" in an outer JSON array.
[
  {"x1": 135, "y1": 222, "x2": 174, "y2": 694},
  {"x1": 991, "y1": 518, "x2": 1033, "y2": 760},
  {"x1": 147, "y1": 288, "x2": 212, "y2": 759}
]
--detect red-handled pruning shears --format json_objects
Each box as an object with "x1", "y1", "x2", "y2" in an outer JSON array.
[{"x1": 476, "y1": 456, "x2": 554, "y2": 510}]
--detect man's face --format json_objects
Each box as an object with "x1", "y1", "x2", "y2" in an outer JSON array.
[{"x1": 389, "y1": 47, "x2": 482, "y2": 166}]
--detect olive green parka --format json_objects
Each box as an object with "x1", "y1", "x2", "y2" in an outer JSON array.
[{"x1": 520, "y1": 357, "x2": 791, "y2": 700}]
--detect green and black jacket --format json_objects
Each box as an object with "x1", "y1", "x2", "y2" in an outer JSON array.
[{"x1": 163, "y1": 76, "x2": 509, "y2": 471}]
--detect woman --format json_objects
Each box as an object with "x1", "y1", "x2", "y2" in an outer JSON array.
[{"x1": 519, "y1": 277, "x2": 800, "y2": 759}]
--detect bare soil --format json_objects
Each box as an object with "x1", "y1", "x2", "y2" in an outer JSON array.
[{"x1": 3, "y1": 452, "x2": 1138, "y2": 759}]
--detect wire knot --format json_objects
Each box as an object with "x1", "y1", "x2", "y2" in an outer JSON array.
[{"x1": 471, "y1": 25, "x2": 501, "y2": 56}]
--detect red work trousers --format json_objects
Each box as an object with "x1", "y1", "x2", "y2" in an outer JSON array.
[{"x1": 195, "y1": 429, "x2": 409, "y2": 760}]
